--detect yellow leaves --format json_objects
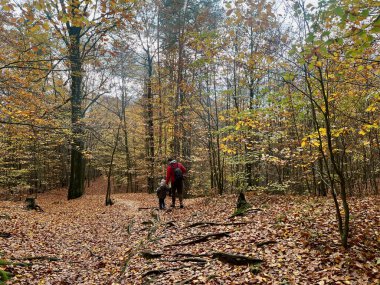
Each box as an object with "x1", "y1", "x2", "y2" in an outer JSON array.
[
  {"x1": 318, "y1": 128, "x2": 327, "y2": 136},
  {"x1": 357, "y1": 65, "x2": 365, "y2": 71},
  {"x1": 358, "y1": 123, "x2": 379, "y2": 135},
  {"x1": 235, "y1": 118, "x2": 259, "y2": 131},
  {"x1": 29, "y1": 25, "x2": 40, "y2": 33},
  {"x1": 365, "y1": 104, "x2": 377, "y2": 112},
  {"x1": 222, "y1": 135, "x2": 234, "y2": 142},
  {"x1": 220, "y1": 143, "x2": 236, "y2": 155},
  {"x1": 315, "y1": 61, "x2": 323, "y2": 67},
  {"x1": 327, "y1": 74, "x2": 335, "y2": 79},
  {"x1": 2, "y1": 3, "x2": 14, "y2": 12}
]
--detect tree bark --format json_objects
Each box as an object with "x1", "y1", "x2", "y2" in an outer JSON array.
[
  {"x1": 106, "y1": 124, "x2": 121, "y2": 206},
  {"x1": 68, "y1": 23, "x2": 85, "y2": 200}
]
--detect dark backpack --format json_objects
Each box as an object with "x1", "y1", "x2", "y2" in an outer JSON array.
[{"x1": 172, "y1": 164, "x2": 183, "y2": 182}]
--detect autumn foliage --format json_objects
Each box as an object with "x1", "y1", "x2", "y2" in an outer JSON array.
[{"x1": 0, "y1": 0, "x2": 380, "y2": 283}]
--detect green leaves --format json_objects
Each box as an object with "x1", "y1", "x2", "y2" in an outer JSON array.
[
  {"x1": 283, "y1": 72, "x2": 295, "y2": 82},
  {"x1": 333, "y1": 6, "x2": 345, "y2": 17},
  {"x1": 305, "y1": 34, "x2": 315, "y2": 43}
]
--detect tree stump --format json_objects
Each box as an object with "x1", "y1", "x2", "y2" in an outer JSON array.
[
  {"x1": 25, "y1": 197, "x2": 43, "y2": 211},
  {"x1": 236, "y1": 192, "x2": 250, "y2": 210},
  {"x1": 229, "y1": 192, "x2": 253, "y2": 218}
]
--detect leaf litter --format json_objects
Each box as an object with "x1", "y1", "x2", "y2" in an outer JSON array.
[{"x1": 0, "y1": 179, "x2": 379, "y2": 284}]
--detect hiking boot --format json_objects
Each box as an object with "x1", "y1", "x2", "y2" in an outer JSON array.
[{"x1": 180, "y1": 205, "x2": 184, "y2": 209}]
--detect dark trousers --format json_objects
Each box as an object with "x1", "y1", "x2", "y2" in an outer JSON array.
[
  {"x1": 159, "y1": 198, "x2": 165, "y2": 209},
  {"x1": 171, "y1": 181, "x2": 183, "y2": 206}
]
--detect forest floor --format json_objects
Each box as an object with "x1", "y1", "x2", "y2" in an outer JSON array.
[{"x1": 0, "y1": 179, "x2": 379, "y2": 285}]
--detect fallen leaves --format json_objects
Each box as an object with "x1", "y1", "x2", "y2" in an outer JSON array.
[{"x1": 0, "y1": 180, "x2": 379, "y2": 284}]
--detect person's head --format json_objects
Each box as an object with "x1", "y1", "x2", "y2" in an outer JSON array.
[
  {"x1": 167, "y1": 158, "x2": 176, "y2": 164},
  {"x1": 160, "y1": 179, "x2": 166, "y2": 186}
]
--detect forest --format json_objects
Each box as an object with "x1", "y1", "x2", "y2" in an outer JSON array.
[{"x1": 0, "y1": 0, "x2": 379, "y2": 284}]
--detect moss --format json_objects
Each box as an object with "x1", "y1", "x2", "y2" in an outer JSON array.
[{"x1": 0, "y1": 269, "x2": 12, "y2": 283}]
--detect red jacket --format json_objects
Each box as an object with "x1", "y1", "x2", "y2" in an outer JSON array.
[{"x1": 166, "y1": 162, "x2": 186, "y2": 185}]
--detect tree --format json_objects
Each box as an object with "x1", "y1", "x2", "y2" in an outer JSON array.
[{"x1": 17, "y1": 0, "x2": 136, "y2": 199}]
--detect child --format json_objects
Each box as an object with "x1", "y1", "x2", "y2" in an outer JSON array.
[{"x1": 156, "y1": 179, "x2": 169, "y2": 210}]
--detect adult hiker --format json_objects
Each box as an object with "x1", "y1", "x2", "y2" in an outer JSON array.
[{"x1": 165, "y1": 158, "x2": 186, "y2": 208}]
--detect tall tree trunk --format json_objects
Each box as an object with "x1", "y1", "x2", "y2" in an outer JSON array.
[
  {"x1": 146, "y1": 54, "x2": 155, "y2": 193},
  {"x1": 157, "y1": 5, "x2": 163, "y2": 159},
  {"x1": 106, "y1": 124, "x2": 121, "y2": 206},
  {"x1": 121, "y1": 78, "x2": 134, "y2": 192},
  {"x1": 174, "y1": 35, "x2": 183, "y2": 158},
  {"x1": 173, "y1": 0, "x2": 189, "y2": 158},
  {"x1": 68, "y1": 24, "x2": 85, "y2": 200},
  {"x1": 213, "y1": 67, "x2": 224, "y2": 194},
  {"x1": 318, "y1": 66, "x2": 349, "y2": 248}
]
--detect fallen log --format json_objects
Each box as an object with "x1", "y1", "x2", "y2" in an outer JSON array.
[
  {"x1": 174, "y1": 253, "x2": 210, "y2": 258},
  {"x1": 212, "y1": 252, "x2": 263, "y2": 266},
  {"x1": 178, "y1": 257, "x2": 207, "y2": 263},
  {"x1": 11, "y1": 256, "x2": 61, "y2": 262},
  {"x1": 185, "y1": 222, "x2": 219, "y2": 228},
  {"x1": 185, "y1": 221, "x2": 250, "y2": 228},
  {"x1": 0, "y1": 232, "x2": 11, "y2": 238},
  {"x1": 0, "y1": 259, "x2": 31, "y2": 267},
  {"x1": 142, "y1": 220, "x2": 154, "y2": 226},
  {"x1": 142, "y1": 266, "x2": 185, "y2": 278},
  {"x1": 160, "y1": 257, "x2": 207, "y2": 264},
  {"x1": 140, "y1": 250, "x2": 163, "y2": 259},
  {"x1": 167, "y1": 232, "x2": 231, "y2": 247}
]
